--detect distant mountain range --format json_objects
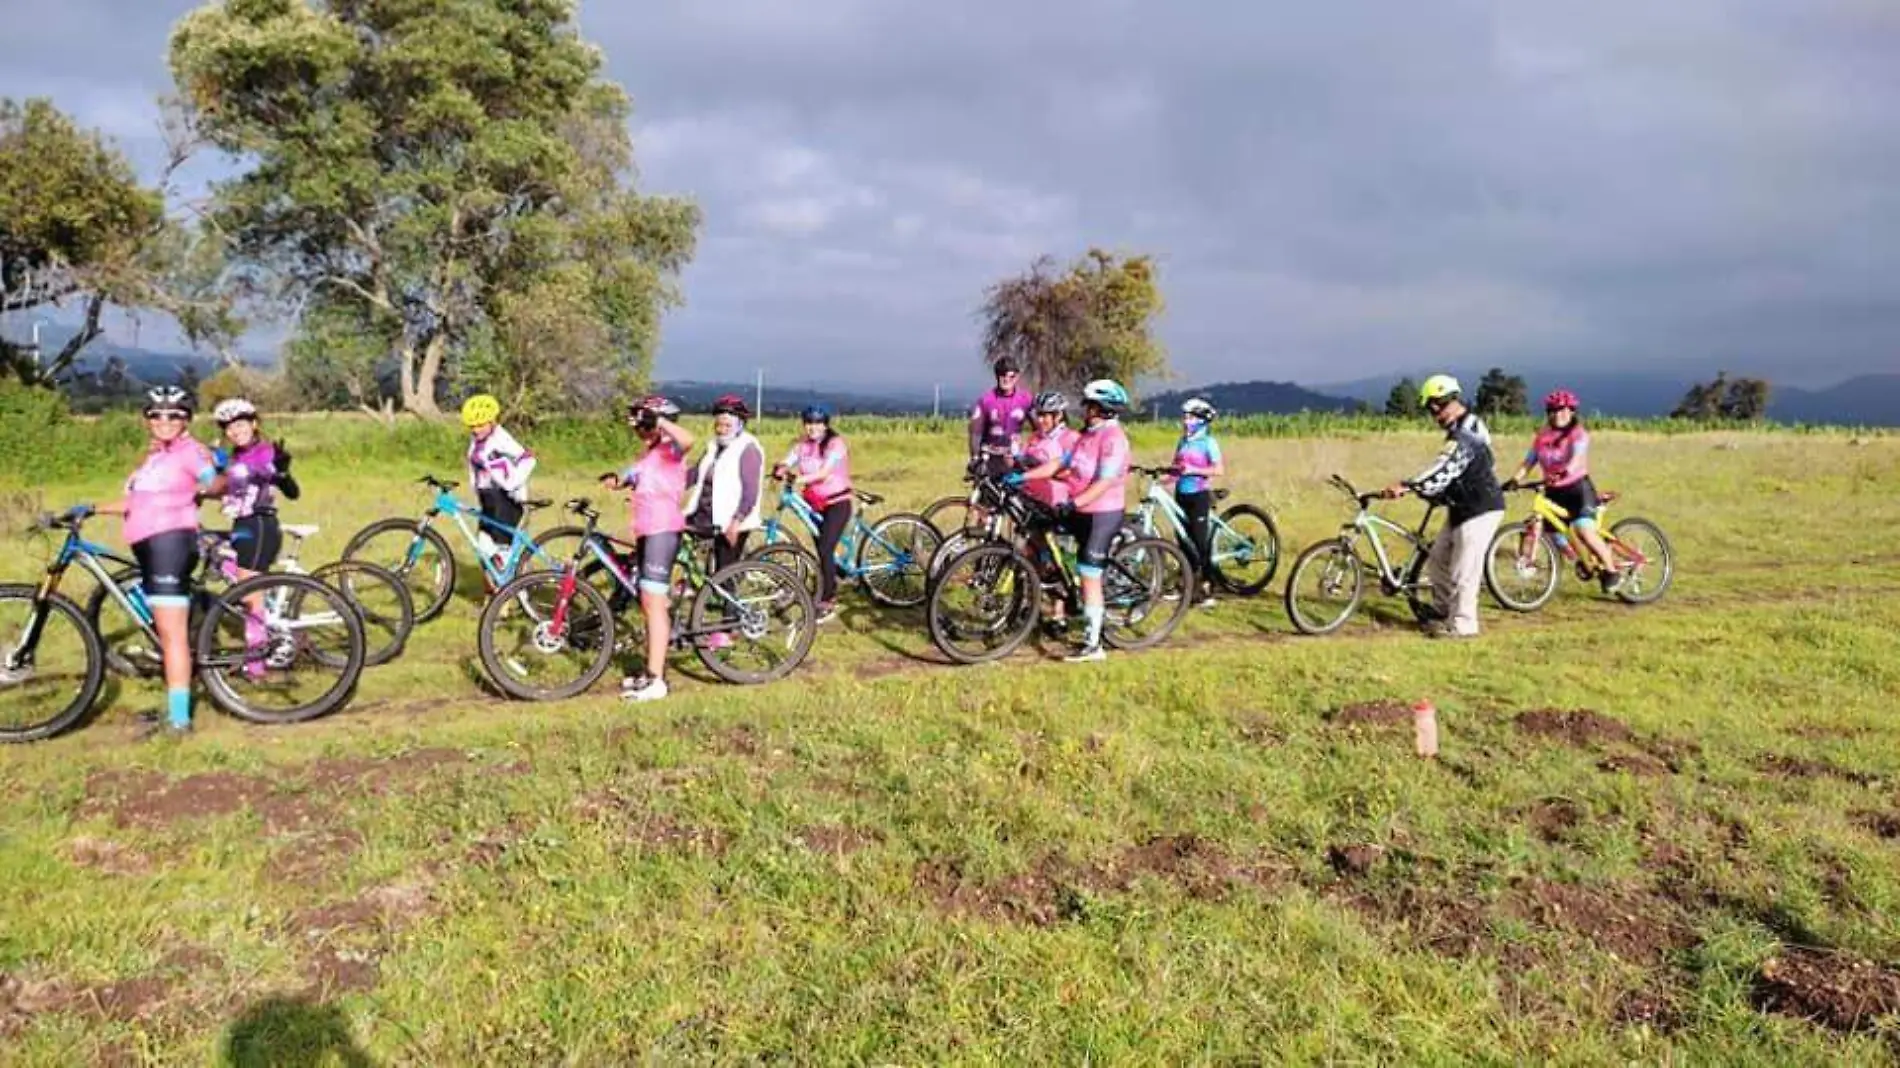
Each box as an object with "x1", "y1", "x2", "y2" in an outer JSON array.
[
  {"x1": 1317, "y1": 370, "x2": 1900, "y2": 426},
  {"x1": 1142, "y1": 380, "x2": 1363, "y2": 415}
]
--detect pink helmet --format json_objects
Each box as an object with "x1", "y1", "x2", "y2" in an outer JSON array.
[{"x1": 1544, "y1": 389, "x2": 1580, "y2": 412}]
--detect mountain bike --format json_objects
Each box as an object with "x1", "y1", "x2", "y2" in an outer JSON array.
[
  {"x1": 88, "y1": 522, "x2": 414, "y2": 671},
  {"x1": 746, "y1": 478, "x2": 941, "y2": 608},
  {"x1": 1283, "y1": 475, "x2": 1441, "y2": 636},
  {"x1": 342, "y1": 474, "x2": 584, "y2": 623},
  {"x1": 1484, "y1": 482, "x2": 1674, "y2": 611},
  {"x1": 0, "y1": 507, "x2": 366, "y2": 742},
  {"x1": 476, "y1": 499, "x2": 816, "y2": 701},
  {"x1": 1125, "y1": 465, "x2": 1281, "y2": 596},
  {"x1": 925, "y1": 482, "x2": 1193, "y2": 664},
  {"x1": 925, "y1": 464, "x2": 1022, "y2": 583}
]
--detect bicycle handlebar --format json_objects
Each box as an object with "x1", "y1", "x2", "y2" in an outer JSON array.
[
  {"x1": 565, "y1": 497, "x2": 600, "y2": 521},
  {"x1": 35, "y1": 505, "x2": 94, "y2": 531},
  {"x1": 1503, "y1": 480, "x2": 1545, "y2": 492},
  {"x1": 418, "y1": 474, "x2": 459, "y2": 492}
]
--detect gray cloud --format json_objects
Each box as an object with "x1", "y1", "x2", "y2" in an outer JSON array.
[{"x1": 5, "y1": 0, "x2": 1897, "y2": 388}]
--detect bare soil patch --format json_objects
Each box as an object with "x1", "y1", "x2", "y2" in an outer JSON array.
[
  {"x1": 1515, "y1": 708, "x2": 1633, "y2": 747},
  {"x1": 1234, "y1": 714, "x2": 1286, "y2": 747},
  {"x1": 1598, "y1": 754, "x2": 1672, "y2": 777},
  {"x1": 1327, "y1": 843, "x2": 1387, "y2": 877},
  {"x1": 626, "y1": 814, "x2": 732, "y2": 857},
  {"x1": 1330, "y1": 700, "x2": 1413, "y2": 726},
  {"x1": 304, "y1": 947, "x2": 381, "y2": 997},
  {"x1": 1613, "y1": 986, "x2": 1684, "y2": 1031},
  {"x1": 1753, "y1": 947, "x2": 1900, "y2": 1036},
  {"x1": 915, "y1": 856, "x2": 1076, "y2": 927},
  {"x1": 1525, "y1": 800, "x2": 1585, "y2": 842},
  {"x1": 64, "y1": 836, "x2": 156, "y2": 876},
  {"x1": 795, "y1": 825, "x2": 882, "y2": 857},
  {"x1": 1512, "y1": 880, "x2": 1694, "y2": 966},
  {"x1": 0, "y1": 971, "x2": 175, "y2": 1033},
  {"x1": 1089, "y1": 836, "x2": 1281, "y2": 901},
  {"x1": 1853, "y1": 810, "x2": 1900, "y2": 840},
  {"x1": 1755, "y1": 754, "x2": 1879, "y2": 787},
  {"x1": 916, "y1": 836, "x2": 1279, "y2": 924},
  {"x1": 80, "y1": 769, "x2": 273, "y2": 829},
  {"x1": 264, "y1": 828, "x2": 365, "y2": 886},
  {"x1": 302, "y1": 747, "x2": 467, "y2": 795}
]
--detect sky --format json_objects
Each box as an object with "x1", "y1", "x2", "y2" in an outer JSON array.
[{"x1": 3, "y1": 0, "x2": 1897, "y2": 390}]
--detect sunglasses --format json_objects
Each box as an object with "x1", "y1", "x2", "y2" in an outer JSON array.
[{"x1": 145, "y1": 409, "x2": 190, "y2": 422}]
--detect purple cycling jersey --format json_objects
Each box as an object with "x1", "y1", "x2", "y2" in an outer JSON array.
[
  {"x1": 220, "y1": 439, "x2": 281, "y2": 519},
  {"x1": 968, "y1": 387, "x2": 1031, "y2": 458}
]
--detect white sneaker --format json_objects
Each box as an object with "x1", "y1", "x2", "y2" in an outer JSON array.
[
  {"x1": 621, "y1": 676, "x2": 669, "y2": 702},
  {"x1": 1064, "y1": 642, "x2": 1106, "y2": 663},
  {"x1": 1196, "y1": 595, "x2": 1218, "y2": 608}
]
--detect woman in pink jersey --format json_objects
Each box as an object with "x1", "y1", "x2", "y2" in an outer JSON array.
[
  {"x1": 774, "y1": 405, "x2": 853, "y2": 622},
  {"x1": 1017, "y1": 391, "x2": 1082, "y2": 634},
  {"x1": 92, "y1": 386, "x2": 224, "y2": 737},
  {"x1": 1057, "y1": 379, "x2": 1132, "y2": 663},
  {"x1": 599, "y1": 396, "x2": 695, "y2": 702},
  {"x1": 1507, "y1": 389, "x2": 1623, "y2": 590}
]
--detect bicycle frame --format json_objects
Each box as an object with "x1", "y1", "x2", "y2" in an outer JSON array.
[
  {"x1": 1516, "y1": 485, "x2": 1646, "y2": 575},
  {"x1": 761, "y1": 485, "x2": 914, "y2": 580},
  {"x1": 1326, "y1": 477, "x2": 1437, "y2": 594},
  {"x1": 558, "y1": 508, "x2": 761, "y2": 645},
  {"x1": 409, "y1": 480, "x2": 554, "y2": 583},
  {"x1": 1128, "y1": 468, "x2": 1249, "y2": 565}
]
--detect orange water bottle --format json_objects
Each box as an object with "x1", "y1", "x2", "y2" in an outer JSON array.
[{"x1": 1413, "y1": 700, "x2": 1439, "y2": 758}]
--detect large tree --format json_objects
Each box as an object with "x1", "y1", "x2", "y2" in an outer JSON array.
[
  {"x1": 169, "y1": 0, "x2": 699, "y2": 417},
  {"x1": 980, "y1": 248, "x2": 1167, "y2": 395},
  {"x1": 1474, "y1": 367, "x2": 1528, "y2": 417}
]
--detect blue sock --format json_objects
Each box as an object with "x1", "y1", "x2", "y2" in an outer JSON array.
[
  {"x1": 167, "y1": 687, "x2": 191, "y2": 729},
  {"x1": 1083, "y1": 603, "x2": 1105, "y2": 646}
]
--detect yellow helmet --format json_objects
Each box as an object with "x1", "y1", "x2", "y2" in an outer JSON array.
[
  {"x1": 460, "y1": 393, "x2": 501, "y2": 428},
  {"x1": 1417, "y1": 374, "x2": 1462, "y2": 408}
]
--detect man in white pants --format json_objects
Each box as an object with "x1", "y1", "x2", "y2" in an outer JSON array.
[{"x1": 1382, "y1": 375, "x2": 1507, "y2": 638}]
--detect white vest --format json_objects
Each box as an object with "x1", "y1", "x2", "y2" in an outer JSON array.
[{"x1": 683, "y1": 432, "x2": 764, "y2": 531}]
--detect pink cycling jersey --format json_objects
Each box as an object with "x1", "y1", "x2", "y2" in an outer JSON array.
[
  {"x1": 1021, "y1": 426, "x2": 1079, "y2": 506},
  {"x1": 1067, "y1": 420, "x2": 1130, "y2": 514},
  {"x1": 1527, "y1": 425, "x2": 1590, "y2": 488},
  {"x1": 625, "y1": 440, "x2": 688, "y2": 537},
  {"x1": 784, "y1": 435, "x2": 852, "y2": 510},
  {"x1": 969, "y1": 387, "x2": 1031, "y2": 457},
  {"x1": 124, "y1": 437, "x2": 216, "y2": 545}
]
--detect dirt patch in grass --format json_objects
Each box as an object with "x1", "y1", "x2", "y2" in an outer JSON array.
[
  {"x1": 1336, "y1": 882, "x2": 1497, "y2": 958},
  {"x1": 1330, "y1": 700, "x2": 1413, "y2": 726},
  {"x1": 0, "y1": 972, "x2": 174, "y2": 1032},
  {"x1": 155, "y1": 946, "x2": 222, "y2": 974},
  {"x1": 264, "y1": 828, "x2": 365, "y2": 886},
  {"x1": 1755, "y1": 754, "x2": 1880, "y2": 787},
  {"x1": 1512, "y1": 880, "x2": 1694, "y2": 966},
  {"x1": 1089, "y1": 836, "x2": 1282, "y2": 901},
  {"x1": 1753, "y1": 947, "x2": 1900, "y2": 1036},
  {"x1": 915, "y1": 856, "x2": 1076, "y2": 927},
  {"x1": 1525, "y1": 800, "x2": 1586, "y2": 842},
  {"x1": 65, "y1": 836, "x2": 156, "y2": 876},
  {"x1": 304, "y1": 947, "x2": 381, "y2": 997},
  {"x1": 1234, "y1": 714, "x2": 1286, "y2": 747},
  {"x1": 1598, "y1": 753, "x2": 1672, "y2": 777},
  {"x1": 1327, "y1": 843, "x2": 1387, "y2": 877},
  {"x1": 626, "y1": 814, "x2": 731, "y2": 857},
  {"x1": 1515, "y1": 708, "x2": 1633, "y2": 747},
  {"x1": 1613, "y1": 986, "x2": 1685, "y2": 1031},
  {"x1": 1853, "y1": 810, "x2": 1900, "y2": 840},
  {"x1": 302, "y1": 747, "x2": 468, "y2": 795},
  {"x1": 917, "y1": 837, "x2": 1279, "y2": 924},
  {"x1": 80, "y1": 769, "x2": 274, "y2": 829},
  {"x1": 795, "y1": 825, "x2": 882, "y2": 857}
]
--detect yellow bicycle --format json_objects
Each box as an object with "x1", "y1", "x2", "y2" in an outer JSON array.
[{"x1": 1484, "y1": 482, "x2": 1673, "y2": 611}]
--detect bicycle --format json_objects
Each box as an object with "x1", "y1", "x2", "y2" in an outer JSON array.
[
  {"x1": 88, "y1": 522, "x2": 414, "y2": 671},
  {"x1": 1283, "y1": 475, "x2": 1443, "y2": 636},
  {"x1": 924, "y1": 481, "x2": 1193, "y2": 664},
  {"x1": 1484, "y1": 482, "x2": 1674, "y2": 611},
  {"x1": 746, "y1": 477, "x2": 942, "y2": 609},
  {"x1": 476, "y1": 498, "x2": 817, "y2": 701},
  {"x1": 342, "y1": 474, "x2": 584, "y2": 623},
  {"x1": 0, "y1": 507, "x2": 367, "y2": 743},
  {"x1": 1125, "y1": 465, "x2": 1281, "y2": 596}
]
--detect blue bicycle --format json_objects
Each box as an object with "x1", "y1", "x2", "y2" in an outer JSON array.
[
  {"x1": 746, "y1": 476, "x2": 942, "y2": 609},
  {"x1": 341, "y1": 474, "x2": 587, "y2": 622}
]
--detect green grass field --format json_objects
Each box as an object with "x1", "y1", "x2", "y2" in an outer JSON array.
[{"x1": 2, "y1": 417, "x2": 1898, "y2": 1063}]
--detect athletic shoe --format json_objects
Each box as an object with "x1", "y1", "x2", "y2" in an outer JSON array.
[
  {"x1": 134, "y1": 711, "x2": 191, "y2": 741},
  {"x1": 1599, "y1": 570, "x2": 1625, "y2": 594},
  {"x1": 1064, "y1": 642, "x2": 1106, "y2": 663},
  {"x1": 815, "y1": 602, "x2": 838, "y2": 624},
  {"x1": 621, "y1": 676, "x2": 669, "y2": 702}
]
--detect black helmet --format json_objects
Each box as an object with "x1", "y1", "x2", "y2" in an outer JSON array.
[
  {"x1": 800, "y1": 404, "x2": 831, "y2": 424},
  {"x1": 993, "y1": 356, "x2": 1021, "y2": 377}
]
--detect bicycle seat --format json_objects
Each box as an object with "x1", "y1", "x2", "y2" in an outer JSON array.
[
  {"x1": 1212, "y1": 489, "x2": 1230, "y2": 502},
  {"x1": 854, "y1": 489, "x2": 885, "y2": 507},
  {"x1": 281, "y1": 523, "x2": 321, "y2": 540},
  {"x1": 524, "y1": 498, "x2": 554, "y2": 510}
]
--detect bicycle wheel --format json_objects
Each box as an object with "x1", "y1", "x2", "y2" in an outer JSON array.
[
  {"x1": 477, "y1": 570, "x2": 617, "y2": 701},
  {"x1": 342, "y1": 519, "x2": 457, "y2": 623},
  {"x1": 85, "y1": 566, "x2": 161, "y2": 678},
  {"x1": 196, "y1": 574, "x2": 365, "y2": 724},
  {"x1": 1101, "y1": 536, "x2": 1194, "y2": 651},
  {"x1": 1209, "y1": 504, "x2": 1281, "y2": 596},
  {"x1": 690, "y1": 559, "x2": 816, "y2": 684},
  {"x1": 926, "y1": 544, "x2": 1039, "y2": 665},
  {"x1": 750, "y1": 542, "x2": 821, "y2": 600},
  {"x1": 856, "y1": 512, "x2": 941, "y2": 609},
  {"x1": 525, "y1": 524, "x2": 589, "y2": 576},
  {"x1": 1608, "y1": 518, "x2": 1674, "y2": 605},
  {"x1": 927, "y1": 527, "x2": 986, "y2": 584},
  {"x1": 305, "y1": 560, "x2": 415, "y2": 666},
  {"x1": 922, "y1": 495, "x2": 972, "y2": 535},
  {"x1": 1284, "y1": 539, "x2": 1366, "y2": 636},
  {"x1": 1483, "y1": 521, "x2": 1560, "y2": 612},
  {"x1": 0, "y1": 586, "x2": 105, "y2": 743}
]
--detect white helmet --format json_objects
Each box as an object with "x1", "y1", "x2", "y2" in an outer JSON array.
[
  {"x1": 214, "y1": 397, "x2": 258, "y2": 425},
  {"x1": 1182, "y1": 397, "x2": 1217, "y2": 421}
]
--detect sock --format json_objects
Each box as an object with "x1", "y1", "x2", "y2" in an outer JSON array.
[
  {"x1": 166, "y1": 687, "x2": 191, "y2": 729},
  {"x1": 1083, "y1": 603, "x2": 1105, "y2": 647},
  {"x1": 244, "y1": 613, "x2": 267, "y2": 647}
]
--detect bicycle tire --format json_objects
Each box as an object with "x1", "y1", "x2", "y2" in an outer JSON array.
[
  {"x1": 690, "y1": 559, "x2": 816, "y2": 684},
  {"x1": 196, "y1": 573, "x2": 366, "y2": 724},
  {"x1": 1483, "y1": 521, "x2": 1560, "y2": 613},
  {"x1": 1402, "y1": 550, "x2": 1439, "y2": 625},
  {"x1": 342, "y1": 519, "x2": 458, "y2": 623},
  {"x1": 1608, "y1": 518, "x2": 1674, "y2": 605},
  {"x1": 1100, "y1": 536, "x2": 1193, "y2": 651},
  {"x1": 477, "y1": 569, "x2": 617, "y2": 701},
  {"x1": 1283, "y1": 539, "x2": 1366, "y2": 636},
  {"x1": 527, "y1": 524, "x2": 590, "y2": 574},
  {"x1": 856, "y1": 512, "x2": 941, "y2": 609},
  {"x1": 1209, "y1": 503, "x2": 1282, "y2": 596},
  {"x1": 925, "y1": 543, "x2": 1039, "y2": 665},
  {"x1": 306, "y1": 559, "x2": 416, "y2": 666},
  {"x1": 749, "y1": 542, "x2": 821, "y2": 600},
  {"x1": 922, "y1": 495, "x2": 972, "y2": 534},
  {"x1": 0, "y1": 586, "x2": 105, "y2": 743},
  {"x1": 84, "y1": 566, "x2": 160, "y2": 678}
]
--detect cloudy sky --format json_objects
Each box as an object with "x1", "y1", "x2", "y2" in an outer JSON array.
[{"x1": 4, "y1": 0, "x2": 1897, "y2": 390}]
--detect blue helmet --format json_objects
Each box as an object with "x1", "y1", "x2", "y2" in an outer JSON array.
[
  {"x1": 1082, "y1": 379, "x2": 1130, "y2": 413},
  {"x1": 800, "y1": 404, "x2": 831, "y2": 424}
]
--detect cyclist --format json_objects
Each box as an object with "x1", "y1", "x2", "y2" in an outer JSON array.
[
  {"x1": 213, "y1": 398, "x2": 301, "y2": 578},
  {"x1": 1169, "y1": 397, "x2": 1226, "y2": 607},
  {"x1": 461, "y1": 393, "x2": 537, "y2": 575},
  {"x1": 774, "y1": 404, "x2": 853, "y2": 623},
  {"x1": 1506, "y1": 389, "x2": 1622, "y2": 591},
  {"x1": 1055, "y1": 379, "x2": 1133, "y2": 663},
  {"x1": 1380, "y1": 374, "x2": 1506, "y2": 639},
  {"x1": 683, "y1": 393, "x2": 765, "y2": 574},
  {"x1": 1017, "y1": 390, "x2": 1081, "y2": 634},
  {"x1": 92, "y1": 386, "x2": 224, "y2": 737},
  {"x1": 969, "y1": 356, "x2": 1031, "y2": 477},
  {"x1": 599, "y1": 396, "x2": 694, "y2": 703}
]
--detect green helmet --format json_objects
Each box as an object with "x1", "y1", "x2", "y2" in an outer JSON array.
[{"x1": 1418, "y1": 374, "x2": 1462, "y2": 407}]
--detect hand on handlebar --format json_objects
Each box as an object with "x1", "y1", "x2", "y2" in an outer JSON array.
[
  {"x1": 597, "y1": 471, "x2": 624, "y2": 490},
  {"x1": 1379, "y1": 483, "x2": 1408, "y2": 500}
]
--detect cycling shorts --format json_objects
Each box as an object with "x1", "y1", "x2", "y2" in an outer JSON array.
[
  {"x1": 1545, "y1": 478, "x2": 1600, "y2": 527},
  {"x1": 132, "y1": 529, "x2": 199, "y2": 604},
  {"x1": 635, "y1": 531, "x2": 680, "y2": 595},
  {"x1": 1064, "y1": 510, "x2": 1123, "y2": 575},
  {"x1": 230, "y1": 513, "x2": 282, "y2": 571}
]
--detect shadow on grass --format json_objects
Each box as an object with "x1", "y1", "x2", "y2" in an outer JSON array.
[
  {"x1": 222, "y1": 996, "x2": 376, "y2": 1067},
  {"x1": 839, "y1": 598, "x2": 944, "y2": 665}
]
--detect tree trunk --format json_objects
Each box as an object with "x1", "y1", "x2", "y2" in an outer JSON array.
[{"x1": 411, "y1": 331, "x2": 447, "y2": 418}]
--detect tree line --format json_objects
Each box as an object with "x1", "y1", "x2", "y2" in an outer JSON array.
[{"x1": 1380, "y1": 368, "x2": 1771, "y2": 421}]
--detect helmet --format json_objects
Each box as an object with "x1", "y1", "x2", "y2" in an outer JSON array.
[
  {"x1": 1543, "y1": 389, "x2": 1580, "y2": 412},
  {"x1": 1417, "y1": 375, "x2": 1462, "y2": 408},
  {"x1": 1032, "y1": 390, "x2": 1069, "y2": 415},
  {"x1": 1182, "y1": 397, "x2": 1217, "y2": 421},
  {"x1": 213, "y1": 398, "x2": 258, "y2": 425},
  {"x1": 144, "y1": 385, "x2": 194, "y2": 416},
  {"x1": 460, "y1": 393, "x2": 501, "y2": 428},
  {"x1": 711, "y1": 393, "x2": 752, "y2": 420},
  {"x1": 799, "y1": 404, "x2": 831, "y2": 424},
  {"x1": 1081, "y1": 379, "x2": 1130, "y2": 413},
  {"x1": 993, "y1": 356, "x2": 1021, "y2": 377},
  {"x1": 631, "y1": 395, "x2": 680, "y2": 418}
]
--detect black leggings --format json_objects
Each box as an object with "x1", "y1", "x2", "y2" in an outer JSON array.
[
  {"x1": 231, "y1": 512, "x2": 282, "y2": 572},
  {"x1": 712, "y1": 530, "x2": 750, "y2": 574},
  {"x1": 815, "y1": 499, "x2": 852, "y2": 604},
  {"x1": 1176, "y1": 489, "x2": 1213, "y2": 580},
  {"x1": 476, "y1": 486, "x2": 523, "y2": 542}
]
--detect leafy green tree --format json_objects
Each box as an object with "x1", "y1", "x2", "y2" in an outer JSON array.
[
  {"x1": 1385, "y1": 377, "x2": 1421, "y2": 418},
  {"x1": 1721, "y1": 376, "x2": 1771, "y2": 420},
  {"x1": 169, "y1": 0, "x2": 700, "y2": 418},
  {"x1": 282, "y1": 294, "x2": 399, "y2": 418},
  {"x1": 981, "y1": 249, "x2": 1167, "y2": 394},
  {"x1": 1474, "y1": 367, "x2": 1528, "y2": 416},
  {"x1": 1672, "y1": 372, "x2": 1730, "y2": 420}
]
